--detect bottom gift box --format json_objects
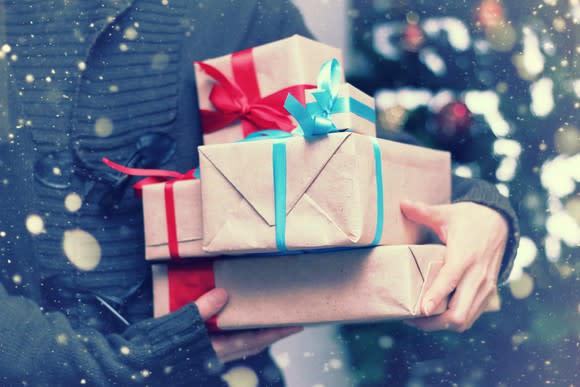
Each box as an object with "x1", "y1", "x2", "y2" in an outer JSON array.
[{"x1": 151, "y1": 245, "x2": 462, "y2": 330}]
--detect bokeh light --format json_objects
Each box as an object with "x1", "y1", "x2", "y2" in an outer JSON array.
[
  {"x1": 62, "y1": 229, "x2": 102, "y2": 271},
  {"x1": 25, "y1": 214, "x2": 45, "y2": 235},
  {"x1": 221, "y1": 366, "x2": 259, "y2": 387}
]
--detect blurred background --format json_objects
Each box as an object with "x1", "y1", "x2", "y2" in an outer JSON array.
[{"x1": 269, "y1": 1, "x2": 579, "y2": 386}]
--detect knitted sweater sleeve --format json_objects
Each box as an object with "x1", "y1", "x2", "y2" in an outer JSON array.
[{"x1": 0, "y1": 283, "x2": 220, "y2": 386}]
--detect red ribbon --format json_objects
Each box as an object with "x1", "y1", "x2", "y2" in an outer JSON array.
[
  {"x1": 102, "y1": 158, "x2": 197, "y2": 261},
  {"x1": 168, "y1": 260, "x2": 219, "y2": 331},
  {"x1": 197, "y1": 48, "x2": 315, "y2": 137}
]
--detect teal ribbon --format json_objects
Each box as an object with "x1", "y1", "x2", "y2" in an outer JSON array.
[
  {"x1": 272, "y1": 143, "x2": 288, "y2": 252},
  {"x1": 243, "y1": 129, "x2": 293, "y2": 141},
  {"x1": 238, "y1": 130, "x2": 290, "y2": 252},
  {"x1": 370, "y1": 138, "x2": 384, "y2": 245},
  {"x1": 284, "y1": 58, "x2": 376, "y2": 138}
]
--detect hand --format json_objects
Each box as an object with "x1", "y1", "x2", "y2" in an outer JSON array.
[
  {"x1": 400, "y1": 200, "x2": 508, "y2": 332},
  {"x1": 195, "y1": 288, "x2": 303, "y2": 363}
]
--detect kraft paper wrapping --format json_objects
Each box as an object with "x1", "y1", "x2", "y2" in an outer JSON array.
[
  {"x1": 199, "y1": 132, "x2": 451, "y2": 255},
  {"x1": 142, "y1": 179, "x2": 214, "y2": 260},
  {"x1": 304, "y1": 83, "x2": 377, "y2": 137},
  {"x1": 152, "y1": 245, "x2": 447, "y2": 328},
  {"x1": 195, "y1": 35, "x2": 344, "y2": 145}
]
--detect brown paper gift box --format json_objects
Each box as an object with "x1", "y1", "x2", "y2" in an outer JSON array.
[
  {"x1": 152, "y1": 245, "x2": 448, "y2": 329},
  {"x1": 142, "y1": 179, "x2": 215, "y2": 260},
  {"x1": 199, "y1": 132, "x2": 451, "y2": 255},
  {"x1": 195, "y1": 35, "x2": 344, "y2": 145}
]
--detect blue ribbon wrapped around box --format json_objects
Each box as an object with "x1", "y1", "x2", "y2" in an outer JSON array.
[
  {"x1": 198, "y1": 125, "x2": 451, "y2": 255},
  {"x1": 285, "y1": 58, "x2": 377, "y2": 138}
]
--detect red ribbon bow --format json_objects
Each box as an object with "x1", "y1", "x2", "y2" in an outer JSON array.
[
  {"x1": 197, "y1": 48, "x2": 315, "y2": 136},
  {"x1": 102, "y1": 157, "x2": 197, "y2": 260}
]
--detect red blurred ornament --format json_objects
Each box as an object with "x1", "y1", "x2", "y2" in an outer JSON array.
[
  {"x1": 401, "y1": 23, "x2": 424, "y2": 52},
  {"x1": 478, "y1": 0, "x2": 505, "y2": 29},
  {"x1": 437, "y1": 102, "x2": 473, "y2": 139}
]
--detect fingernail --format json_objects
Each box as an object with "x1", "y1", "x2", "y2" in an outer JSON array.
[
  {"x1": 211, "y1": 288, "x2": 228, "y2": 304},
  {"x1": 423, "y1": 300, "x2": 434, "y2": 316}
]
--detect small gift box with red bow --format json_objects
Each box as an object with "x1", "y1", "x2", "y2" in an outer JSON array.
[
  {"x1": 195, "y1": 35, "x2": 343, "y2": 145},
  {"x1": 152, "y1": 245, "x2": 448, "y2": 329},
  {"x1": 102, "y1": 158, "x2": 213, "y2": 261},
  {"x1": 141, "y1": 179, "x2": 217, "y2": 261}
]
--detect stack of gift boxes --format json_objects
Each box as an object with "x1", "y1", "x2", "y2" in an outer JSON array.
[{"x1": 139, "y1": 35, "x2": 454, "y2": 330}]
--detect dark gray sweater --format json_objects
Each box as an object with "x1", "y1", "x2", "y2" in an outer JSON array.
[{"x1": 0, "y1": 0, "x2": 519, "y2": 385}]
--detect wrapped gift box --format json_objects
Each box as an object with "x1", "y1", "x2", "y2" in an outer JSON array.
[
  {"x1": 199, "y1": 132, "x2": 451, "y2": 255},
  {"x1": 195, "y1": 34, "x2": 343, "y2": 145},
  {"x1": 152, "y1": 245, "x2": 447, "y2": 329},
  {"x1": 142, "y1": 179, "x2": 214, "y2": 260}
]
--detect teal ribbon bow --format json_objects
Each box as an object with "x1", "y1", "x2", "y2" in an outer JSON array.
[{"x1": 284, "y1": 58, "x2": 376, "y2": 138}]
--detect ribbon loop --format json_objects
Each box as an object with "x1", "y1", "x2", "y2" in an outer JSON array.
[
  {"x1": 314, "y1": 58, "x2": 342, "y2": 112},
  {"x1": 102, "y1": 157, "x2": 198, "y2": 197},
  {"x1": 316, "y1": 58, "x2": 342, "y2": 103}
]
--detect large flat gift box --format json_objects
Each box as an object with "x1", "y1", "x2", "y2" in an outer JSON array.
[
  {"x1": 199, "y1": 132, "x2": 451, "y2": 255},
  {"x1": 142, "y1": 179, "x2": 214, "y2": 260},
  {"x1": 195, "y1": 35, "x2": 344, "y2": 145},
  {"x1": 152, "y1": 245, "x2": 447, "y2": 329}
]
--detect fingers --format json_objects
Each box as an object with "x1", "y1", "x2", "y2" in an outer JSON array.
[
  {"x1": 400, "y1": 200, "x2": 448, "y2": 242},
  {"x1": 445, "y1": 265, "x2": 487, "y2": 325},
  {"x1": 212, "y1": 326, "x2": 303, "y2": 364},
  {"x1": 421, "y1": 251, "x2": 469, "y2": 316},
  {"x1": 407, "y1": 266, "x2": 497, "y2": 333},
  {"x1": 195, "y1": 288, "x2": 228, "y2": 321}
]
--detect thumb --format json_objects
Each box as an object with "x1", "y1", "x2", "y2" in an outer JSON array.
[
  {"x1": 195, "y1": 288, "x2": 229, "y2": 321},
  {"x1": 400, "y1": 200, "x2": 448, "y2": 243}
]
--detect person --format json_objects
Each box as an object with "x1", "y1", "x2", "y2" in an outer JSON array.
[{"x1": 0, "y1": 0, "x2": 518, "y2": 385}]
